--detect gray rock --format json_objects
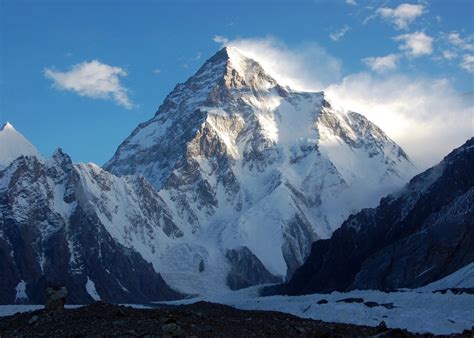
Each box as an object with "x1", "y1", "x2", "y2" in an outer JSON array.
[
  {"x1": 226, "y1": 246, "x2": 282, "y2": 290},
  {"x1": 28, "y1": 315, "x2": 38, "y2": 325},
  {"x1": 162, "y1": 322, "x2": 184, "y2": 336},
  {"x1": 45, "y1": 286, "x2": 67, "y2": 311}
]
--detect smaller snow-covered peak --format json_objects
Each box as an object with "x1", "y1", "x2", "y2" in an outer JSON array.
[
  {"x1": 0, "y1": 122, "x2": 40, "y2": 169},
  {"x1": 1, "y1": 121, "x2": 15, "y2": 131}
]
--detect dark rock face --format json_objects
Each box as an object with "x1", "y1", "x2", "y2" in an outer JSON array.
[
  {"x1": 0, "y1": 153, "x2": 182, "y2": 304},
  {"x1": 271, "y1": 138, "x2": 474, "y2": 295},
  {"x1": 225, "y1": 246, "x2": 282, "y2": 290}
]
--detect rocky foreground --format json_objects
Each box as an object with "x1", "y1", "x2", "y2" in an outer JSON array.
[{"x1": 0, "y1": 301, "x2": 472, "y2": 337}]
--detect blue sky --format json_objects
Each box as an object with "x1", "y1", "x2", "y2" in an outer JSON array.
[{"x1": 1, "y1": 0, "x2": 473, "y2": 166}]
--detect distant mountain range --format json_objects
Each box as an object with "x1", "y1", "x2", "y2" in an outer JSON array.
[{"x1": 0, "y1": 47, "x2": 471, "y2": 304}]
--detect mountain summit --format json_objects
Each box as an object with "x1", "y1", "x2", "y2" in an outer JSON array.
[
  {"x1": 0, "y1": 122, "x2": 39, "y2": 169},
  {"x1": 105, "y1": 47, "x2": 416, "y2": 293}
]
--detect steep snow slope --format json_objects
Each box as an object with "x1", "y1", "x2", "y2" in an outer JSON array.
[
  {"x1": 106, "y1": 47, "x2": 416, "y2": 293},
  {"x1": 275, "y1": 138, "x2": 473, "y2": 295},
  {"x1": 0, "y1": 122, "x2": 39, "y2": 169},
  {"x1": 419, "y1": 262, "x2": 474, "y2": 291}
]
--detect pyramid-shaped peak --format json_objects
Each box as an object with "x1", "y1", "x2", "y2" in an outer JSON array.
[
  {"x1": 199, "y1": 46, "x2": 277, "y2": 90},
  {"x1": 221, "y1": 45, "x2": 247, "y2": 60},
  {"x1": 208, "y1": 46, "x2": 247, "y2": 62},
  {"x1": 1, "y1": 121, "x2": 15, "y2": 132},
  {"x1": 0, "y1": 122, "x2": 40, "y2": 168}
]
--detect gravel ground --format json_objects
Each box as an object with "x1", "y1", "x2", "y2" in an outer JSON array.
[{"x1": 0, "y1": 301, "x2": 472, "y2": 337}]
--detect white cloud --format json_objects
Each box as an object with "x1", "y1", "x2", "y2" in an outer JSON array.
[
  {"x1": 213, "y1": 36, "x2": 342, "y2": 91},
  {"x1": 395, "y1": 32, "x2": 433, "y2": 57},
  {"x1": 345, "y1": 0, "x2": 357, "y2": 5},
  {"x1": 448, "y1": 32, "x2": 474, "y2": 51},
  {"x1": 44, "y1": 60, "x2": 133, "y2": 109},
  {"x1": 460, "y1": 55, "x2": 474, "y2": 73},
  {"x1": 153, "y1": 68, "x2": 161, "y2": 75},
  {"x1": 213, "y1": 35, "x2": 229, "y2": 45},
  {"x1": 326, "y1": 73, "x2": 473, "y2": 169},
  {"x1": 442, "y1": 50, "x2": 457, "y2": 60},
  {"x1": 362, "y1": 54, "x2": 400, "y2": 73},
  {"x1": 376, "y1": 3, "x2": 425, "y2": 29},
  {"x1": 330, "y1": 26, "x2": 350, "y2": 42}
]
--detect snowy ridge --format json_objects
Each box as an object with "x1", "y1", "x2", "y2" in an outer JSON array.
[
  {"x1": 0, "y1": 149, "x2": 182, "y2": 274},
  {"x1": 0, "y1": 145, "x2": 182, "y2": 303},
  {"x1": 106, "y1": 47, "x2": 416, "y2": 293}
]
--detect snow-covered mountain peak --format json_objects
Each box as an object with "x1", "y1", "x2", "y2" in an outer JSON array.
[
  {"x1": 1, "y1": 121, "x2": 15, "y2": 131},
  {"x1": 221, "y1": 46, "x2": 278, "y2": 90},
  {"x1": 0, "y1": 122, "x2": 40, "y2": 169},
  {"x1": 188, "y1": 46, "x2": 278, "y2": 93},
  {"x1": 104, "y1": 47, "x2": 418, "y2": 293}
]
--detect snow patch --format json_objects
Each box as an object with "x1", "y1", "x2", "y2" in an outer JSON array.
[
  {"x1": 85, "y1": 277, "x2": 101, "y2": 301},
  {"x1": 15, "y1": 280, "x2": 28, "y2": 302}
]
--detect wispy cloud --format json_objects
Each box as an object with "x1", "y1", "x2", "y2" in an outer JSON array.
[
  {"x1": 442, "y1": 50, "x2": 457, "y2": 60},
  {"x1": 213, "y1": 35, "x2": 229, "y2": 45},
  {"x1": 460, "y1": 55, "x2": 474, "y2": 73},
  {"x1": 212, "y1": 35, "x2": 342, "y2": 91},
  {"x1": 44, "y1": 60, "x2": 134, "y2": 109},
  {"x1": 345, "y1": 0, "x2": 357, "y2": 5},
  {"x1": 376, "y1": 3, "x2": 425, "y2": 30},
  {"x1": 153, "y1": 68, "x2": 161, "y2": 75},
  {"x1": 438, "y1": 32, "x2": 474, "y2": 73},
  {"x1": 362, "y1": 54, "x2": 400, "y2": 73},
  {"x1": 395, "y1": 32, "x2": 433, "y2": 57},
  {"x1": 330, "y1": 26, "x2": 350, "y2": 42},
  {"x1": 448, "y1": 32, "x2": 474, "y2": 51}
]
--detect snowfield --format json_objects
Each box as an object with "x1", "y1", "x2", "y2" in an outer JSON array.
[{"x1": 156, "y1": 286, "x2": 474, "y2": 335}]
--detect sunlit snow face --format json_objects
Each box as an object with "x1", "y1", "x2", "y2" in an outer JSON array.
[{"x1": 219, "y1": 38, "x2": 473, "y2": 170}]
